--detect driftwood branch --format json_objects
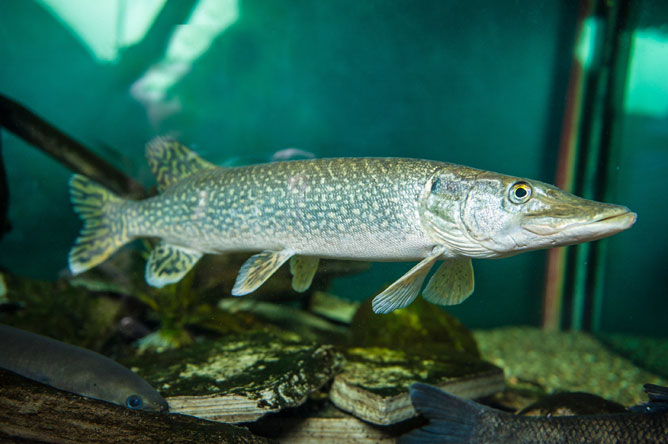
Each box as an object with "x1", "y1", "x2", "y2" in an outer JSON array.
[
  {"x1": 0, "y1": 369, "x2": 270, "y2": 444},
  {"x1": 0, "y1": 132, "x2": 10, "y2": 239},
  {"x1": 0, "y1": 94, "x2": 145, "y2": 198}
]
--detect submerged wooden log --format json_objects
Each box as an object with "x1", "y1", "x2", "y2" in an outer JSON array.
[
  {"x1": 0, "y1": 368, "x2": 269, "y2": 444},
  {"x1": 0, "y1": 93, "x2": 145, "y2": 197},
  {"x1": 0, "y1": 131, "x2": 10, "y2": 240}
]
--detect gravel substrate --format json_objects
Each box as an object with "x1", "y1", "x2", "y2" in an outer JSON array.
[{"x1": 473, "y1": 326, "x2": 668, "y2": 406}]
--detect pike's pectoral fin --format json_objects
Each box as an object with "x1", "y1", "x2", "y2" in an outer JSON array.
[
  {"x1": 232, "y1": 249, "x2": 294, "y2": 296},
  {"x1": 290, "y1": 256, "x2": 320, "y2": 292},
  {"x1": 372, "y1": 247, "x2": 445, "y2": 314},
  {"x1": 422, "y1": 257, "x2": 474, "y2": 305},
  {"x1": 145, "y1": 242, "x2": 203, "y2": 287}
]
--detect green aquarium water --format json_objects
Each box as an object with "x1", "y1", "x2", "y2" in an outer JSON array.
[{"x1": 0, "y1": 1, "x2": 667, "y2": 443}]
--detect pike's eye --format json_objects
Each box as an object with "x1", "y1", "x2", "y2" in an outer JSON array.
[{"x1": 509, "y1": 182, "x2": 532, "y2": 204}]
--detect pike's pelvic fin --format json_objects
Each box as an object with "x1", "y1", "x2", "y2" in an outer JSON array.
[
  {"x1": 422, "y1": 258, "x2": 474, "y2": 306},
  {"x1": 68, "y1": 174, "x2": 131, "y2": 275},
  {"x1": 290, "y1": 255, "x2": 320, "y2": 292}
]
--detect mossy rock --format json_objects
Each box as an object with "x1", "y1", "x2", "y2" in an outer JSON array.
[
  {"x1": 124, "y1": 330, "x2": 343, "y2": 423},
  {"x1": 351, "y1": 296, "x2": 479, "y2": 358},
  {"x1": 329, "y1": 346, "x2": 503, "y2": 425}
]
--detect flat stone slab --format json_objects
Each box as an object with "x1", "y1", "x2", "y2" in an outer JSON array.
[
  {"x1": 251, "y1": 403, "x2": 409, "y2": 443},
  {"x1": 129, "y1": 331, "x2": 343, "y2": 423},
  {"x1": 329, "y1": 347, "x2": 504, "y2": 425}
]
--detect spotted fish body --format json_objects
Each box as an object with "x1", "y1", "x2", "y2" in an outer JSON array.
[
  {"x1": 135, "y1": 158, "x2": 439, "y2": 261},
  {"x1": 69, "y1": 138, "x2": 636, "y2": 313}
]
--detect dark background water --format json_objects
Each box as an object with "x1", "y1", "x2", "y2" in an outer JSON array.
[{"x1": 0, "y1": 0, "x2": 666, "y2": 335}]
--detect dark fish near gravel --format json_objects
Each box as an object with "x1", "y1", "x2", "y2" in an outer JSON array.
[
  {"x1": 401, "y1": 382, "x2": 668, "y2": 444},
  {"x1": 68, "y1": 137, "x2": 635, "y2": 314},
  {"x1": 0, "y1": 324, "x2": 168, "y2": 412}
]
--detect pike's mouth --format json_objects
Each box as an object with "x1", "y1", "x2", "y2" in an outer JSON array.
[
  {"x1": 595, "y1": 210, "x2": 637, "y2": 227},
  {"x1": 521, "y1": 209, "x2": 636, "y2": 236}
]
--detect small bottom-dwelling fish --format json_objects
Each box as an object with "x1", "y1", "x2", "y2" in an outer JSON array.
[
  {"x1": 68, "y1": 137, "x2": 636, "y2": 314},
  {"x1": 0, "y1": 323, "x2": 168, "y2": 412},
  {"x1": 401, "y1": 382, "x2": 668, "y2": 444}
]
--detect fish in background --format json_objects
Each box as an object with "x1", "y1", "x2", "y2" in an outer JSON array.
[
  {"x1": 219, "y1": 147, "x2": 316, "y2": 167},
  {"x1": 0, "y1": 323, "x2": 168, "y2": 412},
  {"x1": 68, "y1": 137, "x2": 635, "y2": 314},
  {"x1": 401, "y1": 382, "x2": 668, "y2": 444}
]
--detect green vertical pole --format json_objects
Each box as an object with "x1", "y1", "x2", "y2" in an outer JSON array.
[
  {"x1": 590, "y1": 0, "x2": 636, "y2": 332},
  {"x1": 569, "y1": 0, "x2": 635, "y2": 331}
]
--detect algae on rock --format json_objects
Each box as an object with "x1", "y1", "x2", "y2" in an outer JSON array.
[
  {"x1": 329, "y1": 346, "x2": 504, "y2": 425},
  {"x1": 125, "y1": 331, "x2": 344, "y2": 423},
  {"x1": 328, "y1": 299, "x2": 503, "y2": 425},
  {"x1": 350, "y1": 297, "x2": 479, "y2": 358}
]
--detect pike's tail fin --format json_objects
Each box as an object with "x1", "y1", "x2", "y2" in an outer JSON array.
[
  {"x1": 68, "y1": 174, "x2": 131, "y2": 274},
  {"x1": 400, "y1": 383, "x2": 484, "y2": 444}
]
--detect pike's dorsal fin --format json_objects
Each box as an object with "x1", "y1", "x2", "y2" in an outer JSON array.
[
  {"x1": 371, "y1": 247, "x2": 444, "y2": 314},
  {"x1": 146, "y1": 137, "x2": 216, "y2": 191},
  {"x1": 422, "y1": 257, "x2": 474, "y2": 305},
  {"x1": 232, "y1": 250, "x2": 294, "y2": 296},
  {"x1": 145, "y1": 241, "x2": 203, "y2": 287},
  {"x1": 290, "y1": 256, "x2": 320, "y2": 292}
]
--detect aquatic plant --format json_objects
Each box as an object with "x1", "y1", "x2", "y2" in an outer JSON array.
[{"x1": 0, "y1": 272, "x2": 120, "y2": 351}]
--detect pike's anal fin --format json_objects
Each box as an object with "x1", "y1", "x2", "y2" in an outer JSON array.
[
  {"x1": 290, "y1": 256, "x2": 320, "y2": 292},
  {"x1": 422, "y1": 257, "x2": 474, "y2": 305},
  {"x1": 371, "y1": 247, "x2": 444, "y2": 314},
  {"x1": 232, "y1": 250, "x2": 294, "y2": 296},
  {"x1": 145, "y1": 242, "x2": 203, "y2": 287}
]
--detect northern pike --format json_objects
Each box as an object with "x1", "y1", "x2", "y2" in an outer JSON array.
[
  {"x1": 68, "y1": 138, "x2": 636, "y2": 314},
  {"x1": 0, "y1": 324, "x2": 168, "y2": 412},
  {"x1": 401, "y1": 382, "x2": 668, "y2": 444}
]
